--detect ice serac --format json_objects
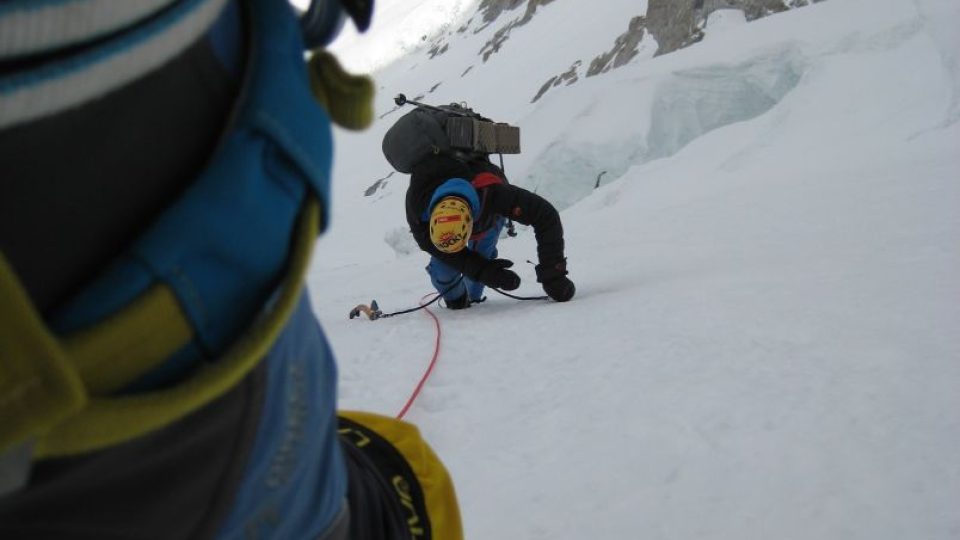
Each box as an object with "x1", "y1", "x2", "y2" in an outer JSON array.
[
  {"x1": 645, "y1": 45, "x2": 805, "y2": 161},
  {"x1": 525, "y1": 45, "x2": 806, "y2": 211}
]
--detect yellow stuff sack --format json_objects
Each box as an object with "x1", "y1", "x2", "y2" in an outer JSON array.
[{"x1": 338, "y1": 411, "x2": 463, "y2": 540}]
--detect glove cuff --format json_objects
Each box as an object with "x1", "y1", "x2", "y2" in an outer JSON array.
[{"x1": 535, "y1": 258, "x2": 568, "y2": 283}]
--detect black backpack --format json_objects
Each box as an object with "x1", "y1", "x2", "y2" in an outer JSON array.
[{"x1": 382, "y1": 95, "x2": 520, "y2": 174}]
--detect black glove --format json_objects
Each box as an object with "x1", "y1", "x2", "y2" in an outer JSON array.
[
  {"x1": 542, "y1": 276, "x2": 575, "y2": 302},
  {"x1": 444, "y1": 294, "x2": 471, "y2": 310},
  {"x1": 477, "y1": 258, "x2": 520, "y2": 290},
  {"x1": 536, "y1": 258, "x2": 575, "y2": 302}
]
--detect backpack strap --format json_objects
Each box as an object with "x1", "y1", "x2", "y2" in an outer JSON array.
[
  {"x1": 470, "y1": 171, "x2": 503, "y2": 189},
  {"x1": 467, "y1": 172, "x2": 504, "y2": 241}
]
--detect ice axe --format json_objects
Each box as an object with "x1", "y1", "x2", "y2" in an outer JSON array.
[
  {"x1": 349, "y1": 300, "x2": 383, "y2": 320},
  {"x1": 347, "y1": 278, "x2": 463, "y2": 321}
]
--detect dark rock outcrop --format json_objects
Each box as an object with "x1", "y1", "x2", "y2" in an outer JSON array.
[
  {"x1": 587, "y1": 16, "x2": 646, "y2": 77},
  {"x1": 530, "y1": 0, "x2": 825, "y2": 102},
  {"x1": 647, "y1": 0, "x2": 825, "y2": 56},
  {"x1": 531, "y1": 61, "x2": 582, "y2": 103},
  {"x1": 420, "y1": 1, "x2": 827, "y2": 107},
  {"x1": 477, "y1": 0, "x2": 556, "y2": 62},
  {"x1": 477, "y1": 0, "x2": 526, "y2": 24},
  {"x1": 365, "y1": 172, "x2": 396, "y2": 197},
  {"x1": 428, "y1": 42, "x2": 449, "y2": 59}
]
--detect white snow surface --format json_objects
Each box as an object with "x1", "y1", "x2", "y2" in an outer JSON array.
[
  {"x1": 703, "y1": 9, "x2": 748, "y2": 40},
  {"x1": 307, "y1": 0, "x2": 960, "y2": 538},
  {"x1": 327, "y1": 0, "x2": 482, "y2": 73}
]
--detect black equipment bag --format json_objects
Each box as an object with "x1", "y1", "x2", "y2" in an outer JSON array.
[
  {"x1": 382, "y1": 102, "x2": 520, "y2": 174},
  {"x1": 381, "y1": 107, "x2": 451, "y2": 174}
]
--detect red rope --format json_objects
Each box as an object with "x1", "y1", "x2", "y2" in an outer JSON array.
[{"x1": 396, "y1": 294, "x2": 443, "y2": 420}]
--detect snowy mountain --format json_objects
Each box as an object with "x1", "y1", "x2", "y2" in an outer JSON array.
[{"x1": 310, "y1": 0, "x2": 960, "y2": 538}]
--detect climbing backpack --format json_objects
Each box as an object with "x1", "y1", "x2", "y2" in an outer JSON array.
[{"x1": 382, "y1": 94, "x2": 521, "y2": 174}]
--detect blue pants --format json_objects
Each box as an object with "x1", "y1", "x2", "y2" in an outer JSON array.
[{"x1": 428, "y1": 218, "x2": 505, "y2": 302}]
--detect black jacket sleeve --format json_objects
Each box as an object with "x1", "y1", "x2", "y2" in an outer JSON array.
[{"x1": 483, "y1": 183, "x2": 565, "y2": 266}]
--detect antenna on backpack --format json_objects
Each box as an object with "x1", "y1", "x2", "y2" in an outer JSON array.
[
  {"x1": 394, "y1": 93, "x2": 439, "y2": 110},
  {"x1": 394, "y1": 93, "x2": 482, "y2": 119},
  {"x1": 394, "y1": 94, "x2": 458, "y2": 115}
]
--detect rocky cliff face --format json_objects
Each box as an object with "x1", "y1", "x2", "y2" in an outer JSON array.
[
  {"x1": 647, "y1": 0, "x2": 825, "y2": 56},
  {"x1": 476, "y1": 0, "x2": 556, "y2": 61},
  {"x1": 529, "y1": 0, "x2": 824, "y2": 102},
  {"x1": 419, "y1": 0, "x2": 826, "y2": 104},
  {"x1": 587, "y1": 15, "x2": 646, "y2": 76},
  {"x1": 477, "y1": 0, "x2": 536, "y2": 24}
]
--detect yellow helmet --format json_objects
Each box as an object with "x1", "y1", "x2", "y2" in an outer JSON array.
[{"x1": 429, "y1": 197, "x2": 472, "y2": 253}]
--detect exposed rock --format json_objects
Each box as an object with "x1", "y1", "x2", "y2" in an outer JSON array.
[
  {"x1": 531, "y1": 61, "x2": 581, "y2": 103},
  {"x1": 478, "y1": 0, "x2": 556, "y2": 62},
  {"x1": 480, "y1": 25, "x2": 512, "y2": 62},
  {"x1": 365, "y1": 171, "x2": 396, "y2": 197},
  {"x1": 422, "y1": 1, "x2": 826, "y2": 109},
  {"x1": 646, "y1": 0, "x2": 825, "y2": 56},
  {"x1": 427, "y1": 0, "x2": 823, "y2": 69},
  {"x1": 428, "y1": 42, "x2": 449, "y2": 59},
  {"x1": 587, "y1": 16, "x2": 646, "y2": 77},
  {"x1": 477, "y1": 0, "x2": 526, "y2": 25},
  {"x1": 534, "y1": 12, "x2": 646, "y2": 103},
  {"x1": 529, "y1": 0, "x2": 824, "y2": 102}
]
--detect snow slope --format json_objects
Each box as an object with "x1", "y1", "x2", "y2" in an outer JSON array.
[
  {"x1": 327, "y1": 0, "x2": 481, "y2": 73},
  {"x1": 308, "y1": 0, "x2": 960, "y2": 538}
]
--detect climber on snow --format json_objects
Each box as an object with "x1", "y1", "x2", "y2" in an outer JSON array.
[{"x1": 383, "y1": 97, "x2": 576, "y2": 309}]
